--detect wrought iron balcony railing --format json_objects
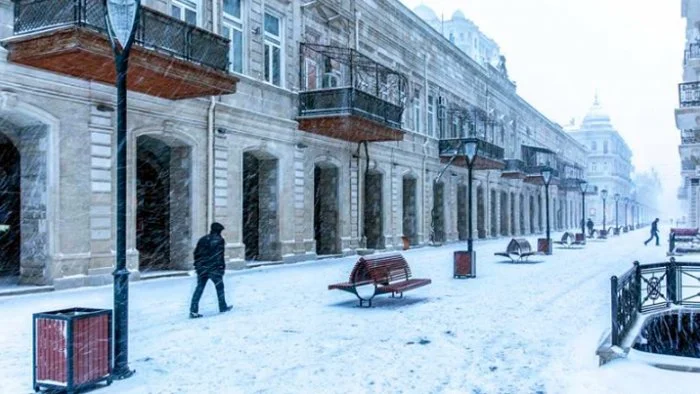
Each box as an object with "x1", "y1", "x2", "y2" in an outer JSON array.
[
  {"x1": 685, "y1": 43, "x2": 700, "y2": 64},
  {"x1": 12, "y1": 0, "x2": 230, "y2": 71},
  {"x1": 299, "y1": 87, "x2": 403, "y2": 129},
  {"x1": 610, "y1": 260, "x2": 700, "y2": 346},
  {"x1": 503, "y1": 159, "x2": 525, "y2": 173},
  {"x1": 438, "y1": 137, "x2": 505, "y2": 162},
  {"x1": 679, "y1": 81, "x2": 700, "y2": 108}
]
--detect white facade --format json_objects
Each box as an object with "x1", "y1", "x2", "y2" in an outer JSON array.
[
  {"x1": 676, "y1": 0, "x2": 700, "y2": 227},
  {"x1": 569, "y1": 97, "x2": 636, "y2": 228}
]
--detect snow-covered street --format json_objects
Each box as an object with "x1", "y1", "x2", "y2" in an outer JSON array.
[{"x1": 0, "y1": 230, "x2": 696, "y2": 394}]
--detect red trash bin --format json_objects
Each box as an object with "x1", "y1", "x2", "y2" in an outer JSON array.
[
  {"x1": 33, "y1": 308, "x2": 112, "y2": 393},
  {"x1": 453, "y1": 250, "x2": 476, "y2": 279}
]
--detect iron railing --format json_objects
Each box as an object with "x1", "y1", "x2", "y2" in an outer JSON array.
[
  {"x1": 438, "y1": 137, "x2": 505, "y2": 162},
  {"x1": 502, "y1": 159, "x2": 525, "y2": 173},
  {"x1": 12, "y1": 0, "x2": 230, "y2": 71},
  {"x1": 298, "y1": 87, "x2": 403, "y2": 129},
  {"x1": 679, "y1": 81, "x2": 700, "y2": 108},
  {"x1": 685, "y1": 43, "x2": 700, "y2": 64},
  {"x1": 610, "y1": 259, "x2": 700, "y2": 346}
]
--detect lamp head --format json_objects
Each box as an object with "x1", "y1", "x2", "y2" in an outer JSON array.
[
  {"x1": 601, "y1": 189, "x2": 608, "y2": 199},
  {"x1": 463, "y1": 138, "x2": 479, "y2": 167},
  {"x1": 541, "y1": 167, "x2": 553, "y2": 186},
  {"x1": 579, "y1": 180, "x2": 588, "y2": 193},
  {"x1": 614, "y1": 193, "x2": 620, "y2": 201}
]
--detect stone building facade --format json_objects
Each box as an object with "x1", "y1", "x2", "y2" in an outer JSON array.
[
  {"x1": 568, "y1": 97, "x2": 636, "y2": 229},
  {"x1": 676, "y1": 0, "x2": 700, "y2": 227},
  {"x1": 0, "y1": 0, "x2": 587, "y2": 289}
]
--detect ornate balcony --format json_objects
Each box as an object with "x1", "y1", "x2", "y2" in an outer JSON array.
[
  {"x1": 557, "y1": 160, "x2": 585, "y2": 191},
  {"x1": 297, "y1": 44, "x2": 407, "y2": 142},
  {"x1": 2, "y1": 0, "x2": 238, "y2": 99},
  {"x1": 678, "y1": 186, "x2": 688, "y2": 200},
  {"x1": 500, "y1": 159, "x2": 526, "y2": 179},
  {"x1": 438, "y1": 138, "x2": 505, "y2": 170},
  {"x1": 685, "y1": 43, "x2": 700, "y2": 65},
  {"x1": 679, "y1": 82, "x2": 700, "y2": 108},
  {"x1": 522, "y1": 145, "x2": 558, "y2": 185}
]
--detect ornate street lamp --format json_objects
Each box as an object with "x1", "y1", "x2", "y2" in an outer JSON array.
[
  {"x1": 579, "y1": 180, "x2": 588, "y2": 244},
  {"x1": 454, "y1": 138, "x2": 479, "y2": 279},
  {"x1": 541, "y1": 167, "x2": 553, "y2": 255},
  {"x1": 106, "y1": 0, "x2": 140, "y2": 380},
  {"x1": 614, "y1": 193, "x2": 620, "y2": 235},
  {"x1": 601, "y1": 189, "x2": 608, "y2": 238}
]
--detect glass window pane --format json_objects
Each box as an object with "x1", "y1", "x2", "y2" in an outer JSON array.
[
  {"x1": 264, "y1": 44, "x2": 270, "y2": 82},
  {"x1": 171, "y1": 5, "x2": 181, "y2": 19},
  {"x1": 272, "y1": 46, "x2": 281, "y2": 86},
  {"x1": 264, "y1": 13, "x2": 280, "y2": 36},
  {"x1": 185, "y1": 9, "x2": 197, "y2": 25},
  {"x1": 232, "y1": 30, "x2": 243, "y2": 73},
  {"x1": 223, "y1": 0, "x2": 241, "y2": 18}
]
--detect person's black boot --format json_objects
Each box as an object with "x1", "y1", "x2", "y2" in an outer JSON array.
[
  {"x1": 190, "y1": 312, "x2": 203, "y2": 319},
  {"x1": 220, "y1": 305, "x2": 233, "y2": 313}
]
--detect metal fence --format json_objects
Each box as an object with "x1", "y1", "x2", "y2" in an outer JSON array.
[
  {"x1": 12, "y1": 0, "x2": 230, "y2": 71},
  {"x1": 610, "y1": 259, "x2": 700, "y2": 346}
]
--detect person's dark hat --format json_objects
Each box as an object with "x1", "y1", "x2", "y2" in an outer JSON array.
[{"x1": 211, "y1": 222, "x2": 225, "y2": 233}]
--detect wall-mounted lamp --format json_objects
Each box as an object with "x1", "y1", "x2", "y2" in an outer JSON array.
[
  {"x1": 96, "y1": 103, "x2": 114, "y2": 112},
  {"x1": 296, "y1": 142, "x2": 308, "y2": 149},
  {"x1": 252, "y1": 26, "x2": 261, "y2": 35}
]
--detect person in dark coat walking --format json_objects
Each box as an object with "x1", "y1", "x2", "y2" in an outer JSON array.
[
  {"x1": 644, "y1": 218, "x2": 661, "y2": 246},
  {"x1": 586, "y1": 218, "x2": 595, "y2": 237},
  {"x1": 190, "y1": 222, "x2": 232, "y2": 318}
]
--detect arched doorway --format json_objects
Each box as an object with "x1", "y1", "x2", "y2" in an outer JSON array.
[
  {"x1": 136, "y1": 135, "x2": 192, "y2": 272},
  {"x1": 0, "y1": 113, "x2": 50, "y2": 285},
  {"x1": 457, "y1": 185, "x2": 467, "y2": 241},
  {"x1": 519, "y1": 194, "x2": 525, "y2": 235},
  {"x1": 490, "y1": 189, "x2": 497, "y2": 237},
  {"x1": 477, "y1": 186, "x2": 485, "y2": 239},
  {"x1": 364, "y1": 170, "x2": 383, "y2": 249},
  {"x1": 510, "y1": 191, "x2": 516, "y2": 236},
  {"x1": 529, "y1": 195, "x2": 535, "y2": 234},
  {"x1": 402, "y1": 175, "x2": 418, "y2": 246},
  {"x1": 243, "y1": 151, "x2": 280, "y2": 261},
  {"x1": 432, "y1": 181, "x2": 445, "y2": 243},
  {"x1": 0, "y1": 132, "x2": 20, "y2": 276},
  {"x1": 500, "y1": 190, "x2": 508, "y2": 236},
  {"x1": 538, "y1": 193, "x2": 543, "y2": 232},
  {"x1": 314, "y1": 162, "x2": 340, "y2": 255}
]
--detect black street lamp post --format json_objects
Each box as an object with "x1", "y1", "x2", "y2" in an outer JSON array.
[
  {"x1": 541, "y1": 167, "x2": 553, "y2": 255},
  {"x1": 601, "y1": 189, "x2": 608, "y2": 238},
  {"x1": 106, "y1": 0, "x2": 140, "y2": 380},
  {"x1": 579, "y1": 180, "x2": 587, "y2": 243},
  {"x1": 623, "y1": 197, "x2": 629, "y2": 231},
  {"x1": 465, "y1": 139, "x2": 479, "y2": 256},
  {"x1": 614, "y1": 193, "x2": 620, "y2": 235}
]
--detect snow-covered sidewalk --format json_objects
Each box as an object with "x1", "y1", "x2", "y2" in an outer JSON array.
[{"x1": 0, "y1": 231, "x2": 694, "y2": 393}]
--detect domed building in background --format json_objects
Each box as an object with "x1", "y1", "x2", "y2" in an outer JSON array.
[
  {"x1": 568, "y1": 96, "x2": 640, "y2": 228},
  {"x1": 412, "y1": 4, "x2": 501, "y2": 68}
]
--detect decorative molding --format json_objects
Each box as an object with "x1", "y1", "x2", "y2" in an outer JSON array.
[{"x1": 0, "y1": 90, "x2": 18, "y2": 111}]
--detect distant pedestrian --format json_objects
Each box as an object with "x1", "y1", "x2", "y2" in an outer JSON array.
[
  {"x1": 644, "y1": 218, "x2": 660, "y2": 247},
  {"x1": 586, "y1": 218, "x2": 594, "y2": 237},
  {"x1": 189, "y1": 222, "x2": 232, "y2": 318}
]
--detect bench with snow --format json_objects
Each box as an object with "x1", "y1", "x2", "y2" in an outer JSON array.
[
  {"x1": 494, "y1": 238, "x2": 538, "y2": 262},
  {"x1": 598, "y1": 227, "x2": 613, "y2": 239},
  {"x1": 328, "y1": 254, "x2": 432, "y2": 307},
  {"x1": 554, "y1": 232, "x2": 584, "y2": 248},
  {"x1": 670, "y1": 228, "x2": 699, "y2": 242}
]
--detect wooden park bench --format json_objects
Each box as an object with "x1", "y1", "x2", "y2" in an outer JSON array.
[
  {"x1": 553, "y1": 232, "x2": 584, "y2": 248},
  {"x1": 494, "y1": 238, "x2": 538, "y2": 262},
  {"x1": 328, "y1": 254, "x2": 431, "y2": 307}
]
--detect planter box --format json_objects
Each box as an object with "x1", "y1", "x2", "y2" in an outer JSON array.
[
  {"x1": 33, "y1": 308, "x2": 112, "y2": 393},
  {"x1": 453, "y1": 250, "x2": 476, "y2": 279}
]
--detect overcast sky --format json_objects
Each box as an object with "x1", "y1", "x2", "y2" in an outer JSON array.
[{"x1": 401, "y1": 0, "x2": 685, "y2": 217}]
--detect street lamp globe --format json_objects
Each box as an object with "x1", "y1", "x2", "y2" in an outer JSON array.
[
  {"x1": 579, "y1": 180, "x2": 588, "y2": 193},
  {"x1": 464, "y1": 138, "x2": 479, "y2": 167},
  {"x1": 541, "y1": 167, "x2": 553, "y2": 186},
  {"x1": 614, "y1": 193, "x2": 620, "y2": 202},
  {"x1": 601, "y1": 189, "x2": 608, "y2": 200}
]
